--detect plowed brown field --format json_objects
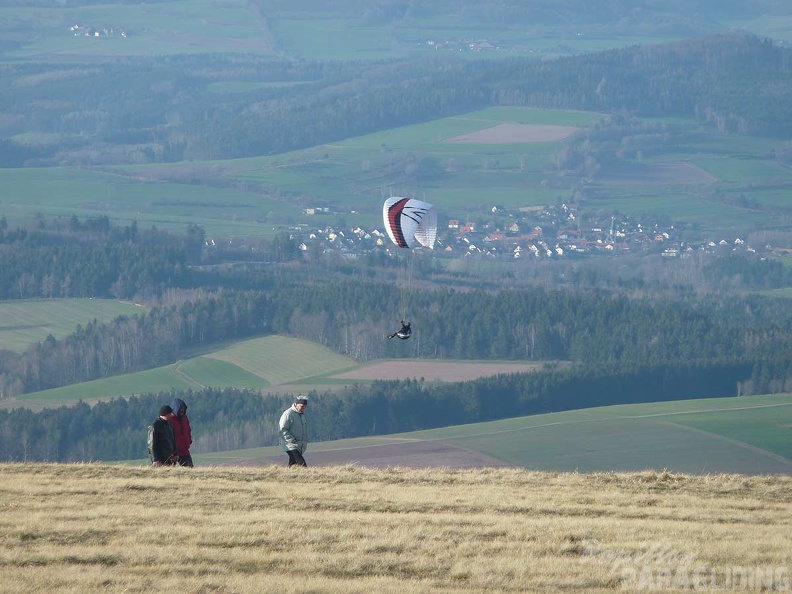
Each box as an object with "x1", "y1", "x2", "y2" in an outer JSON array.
[
  {"x1": 445, "y1": 122, "x2": 579, "y2": 143},
  {"x1": 330, "y1": 360, "x2": 546, "y2": 381}
]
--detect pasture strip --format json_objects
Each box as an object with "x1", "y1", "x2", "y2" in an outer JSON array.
[
  {"x1": 408, "y1": 401, "x2": 792, "y2": 442},
  {"x1": 652, "y1": 419, "x2": 792, "y2": 467}
]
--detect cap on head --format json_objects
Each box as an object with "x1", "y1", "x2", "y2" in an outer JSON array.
[
  {"x1": 295, "y1": 396, "x2": 308, "y2": 406},
  {"x1": 159, "y1": 404, "x2": 173, "y2": 417}
]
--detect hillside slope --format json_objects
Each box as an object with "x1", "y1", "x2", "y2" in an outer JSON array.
[
  {"x1": 197, "y1": 395, "x2": 792, "y2": 475},
  {"x1": 5, "y1": 335, "x2": 544, "y2": 410},
  {"x1": 1, "y1": 463, "x2": 789, "y2": 594}
]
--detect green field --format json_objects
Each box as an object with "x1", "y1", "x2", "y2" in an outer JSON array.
[
  {"x1": 5, "y1": 335, "x2": 360, "y2": 409},
  {"x1": 410, "y1": 394, "x2": 792, "y2": 472},
  {"x1": 0, "y1": 167, "x2": 296, "y2": 238},
  {"x1": 692, "y1": 157, "x2": 789, "y2": 182},
  {"x1": 14, "y1": 357, "x2": 271, "y2": 406},
  {"x1": 0, "y1": 300, "x2": 541, "y2": 410},
  {"x1": 4, "y1": 299, "x2": 789, "y2": 474},
  {"x1": 203, "y1": 335, "x2": 358, "y2": 386},
  {"x1": 585, "y1": 189, "x2": 772, "y2": 232},
  {"x1": 3, "y1": 104, "x2": 790, "y2": 240},
  {"x1": 174, "y1": 357, "x2": 272, "y2": 390},
  {"x1": 1, "y1": 0, "x2": 281, "y2": 59},
  {"x1": 0, "y1": 298, "x2": 144, "y2": 353},
  {"x1": 227, "y1": 109, "x2": 792, "y2": 232},
  {"x1": 228, "y1": 107, "x2": 605, "y2": 214},
  {"x1": 436, "y1": 397, "x2": 792, "y2": 473},
  {"x1": 0, "y1": 106, "x2": 605, "y2": 236},
  {"x1": 757, "y1": 287, "x2": 792, "y2": 297},
  {"x1": 3, "y1": 2, "x2": 792, "y2": 243},
  {"x1": 586, "y1": 130, "x2": 792, "y2": 233},
  {"x1": 0, "y1": 0, "x2": 726, "y2": 62},
  {"x1": 16, "y1": 366, "x2": 200, "y2": 405},
  {"x1": 196, "y1": 394, "x2": 792, "y2": 474}
]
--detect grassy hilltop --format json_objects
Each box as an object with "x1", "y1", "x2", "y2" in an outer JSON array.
[{"x1": 1, "y1": 463, "x2": 790, "y2": 594}]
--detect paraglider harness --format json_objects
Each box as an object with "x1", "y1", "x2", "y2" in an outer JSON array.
[{"x1": 388, "y1": 320, "x2": 411, "y2": 340}]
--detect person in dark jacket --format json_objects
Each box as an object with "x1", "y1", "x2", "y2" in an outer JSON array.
[
  {"x1": 388, "y1": 320, "x2": 411, "y2": 340},
  {"x1": 150, "y1": 405, "x2": 177, "y2": 466},
  {"x1": 169, "y1": 397, "x2": 193, "y2": 467}
]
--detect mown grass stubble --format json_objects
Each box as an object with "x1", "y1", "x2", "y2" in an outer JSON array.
[{"x1": 0, "y1": 464, "x2": 790, "y2": 593}]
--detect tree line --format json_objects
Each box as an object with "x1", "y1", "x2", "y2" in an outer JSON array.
[
  {"x1": 0, "y1": 216, "x2": 301, "y2": 301},
  {"x1": 3, "y1": 276, "x2": 792, "y2": 398},
  {"x1": 0, "y1": 355, "x2": 777, "y2": 463}
]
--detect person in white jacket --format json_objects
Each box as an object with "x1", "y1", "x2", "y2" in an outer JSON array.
[{"x1": 279, "y1": 396, "x2": 309, "y2": 467}]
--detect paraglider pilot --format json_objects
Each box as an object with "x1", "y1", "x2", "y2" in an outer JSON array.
[{"x1": 388, "y1": 320, "x2": 411, "y2": 340}]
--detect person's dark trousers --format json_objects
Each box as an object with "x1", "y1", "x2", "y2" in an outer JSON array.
[
  {"x1": 287, "y1": 450, "x2": 307, "y2": 467},
  {"x1": 177, "y1": 454, "x2": 194, "y2": 467}
]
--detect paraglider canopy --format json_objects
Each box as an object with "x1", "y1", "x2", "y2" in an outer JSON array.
[
  {"x1": 382, "y1": 197, "x2": 436, "y2": 341},
  {"x1": 383, "y1": 197, "x2": 437, "y2": 250}
]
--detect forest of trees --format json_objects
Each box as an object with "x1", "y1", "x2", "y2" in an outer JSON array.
[
  {"x1": 0, "y1": 216, "x2": 303, "y2": 301},
  {"x1": 3, "y1": 217, "x2": 792, "y2": 400},
  {"x1": 1, "y1": 33, "x2": 791, "y2": 166}
]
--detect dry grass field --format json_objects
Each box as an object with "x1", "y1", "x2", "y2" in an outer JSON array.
[{"x1": 1, "y1": 463, "x2": 790, "y2": 594}]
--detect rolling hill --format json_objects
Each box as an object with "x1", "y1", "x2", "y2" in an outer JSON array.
[
  {"x1": 1, "y1": 334, "x2": 355, "y2": 409},
  {"x1": 195, "y1": 394, "x2": 792, "y2": 475},
  {"x1": 2, "y1": 331, "x2": 549, "y2": 411},
  {"x1": 3, "y1": 300, "x2": 790, "y2": 475},
  {"x1": 0, "y1": 298, "x2": 145, "y2": 353}
]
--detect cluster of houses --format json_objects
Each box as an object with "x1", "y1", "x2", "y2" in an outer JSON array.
[
  {"x1": 70, "y1": 24, "x2": 128, "y2": 38},
  {"x1": 425, "y1": 39, "x2": 499, "y2": 52},
  {"x1": 293, "y1": 203, "x2": 762, "y2": 261}
]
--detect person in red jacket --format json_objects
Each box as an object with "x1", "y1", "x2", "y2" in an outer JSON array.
[{"x1": 169, "y1": 398, "x2": 194, "y2": 467}]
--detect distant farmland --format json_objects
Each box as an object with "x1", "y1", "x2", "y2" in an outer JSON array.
[
  {"x1": 330, "y1": 360, "x2": 550, "y2": 382},
  {"x1": 2, "y1": 105, "x2": 788, "y2": 238},
  {"x1": 197, "y1": 394, "x2": 792, "y2": 475},
  {"x1": 444, "y1": 122, "x2": 579, "y2": 143},
  {"x1": 4, "y1": 334, "x2": 549, "y2": 410},
  {"x1": 0, "y1": 298, "x2": 144, "y2": 353}
]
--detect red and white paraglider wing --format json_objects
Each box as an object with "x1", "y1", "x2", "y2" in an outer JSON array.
[
  {"x1": 383, "y1": 197, "x2": 413, "y2": 248},
  {"x1": 383, "y1": 197, "x2": 436, "y2": 249},
  {"x1": 414, "y1": 201, "x2": 437, "y2": 249}
]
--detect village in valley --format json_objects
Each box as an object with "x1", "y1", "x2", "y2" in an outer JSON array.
[
  {"x1": 69, "y1": 24, "x2": 129, "y2": 38},
  {"x1": 280, "y1": 202, "x2": 765, "y2": 262}
]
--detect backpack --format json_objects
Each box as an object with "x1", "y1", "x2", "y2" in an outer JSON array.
[{"x1": 147, "y1": 424, "x2": 155, "y2": 461}]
